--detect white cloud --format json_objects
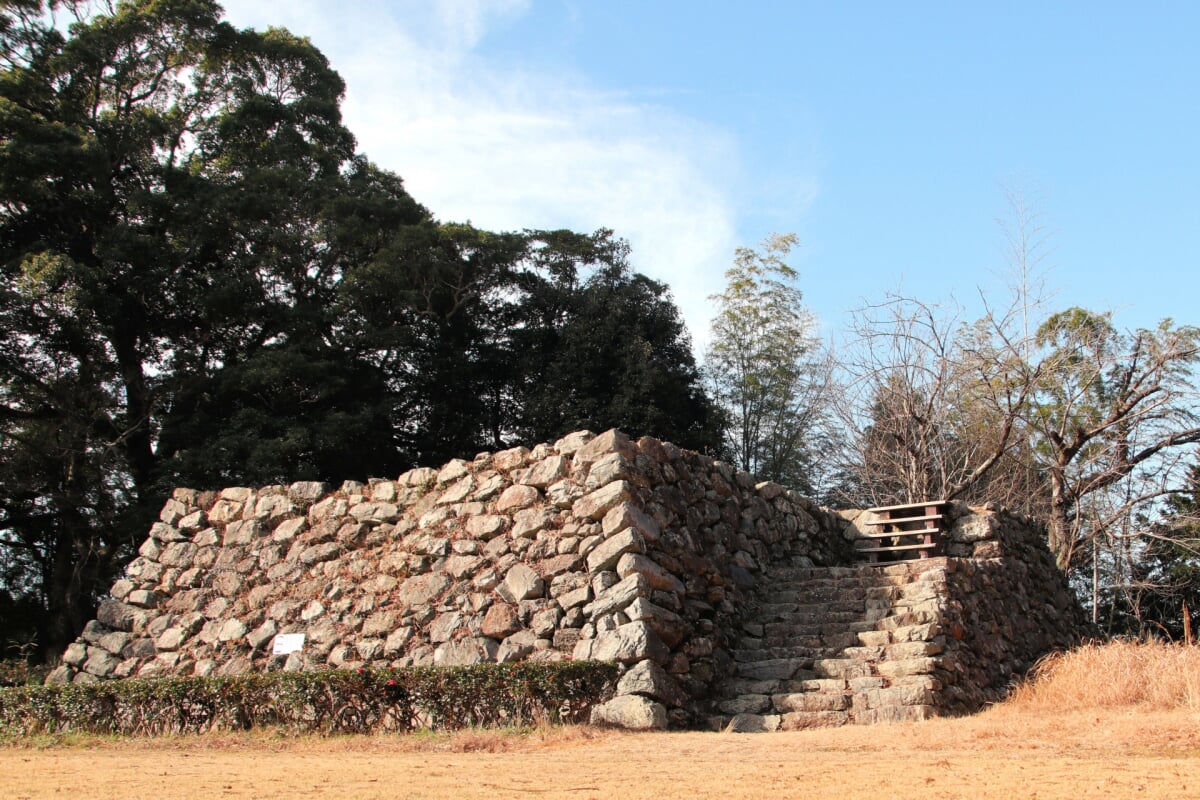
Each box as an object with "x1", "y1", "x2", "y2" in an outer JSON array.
[{"x1": 220, "y1": 0, "x2": 739, "y2": 351}]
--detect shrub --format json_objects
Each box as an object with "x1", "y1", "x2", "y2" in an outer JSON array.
[{"x1": 0, "y1": 661, "x2": 618, "y2": 737}]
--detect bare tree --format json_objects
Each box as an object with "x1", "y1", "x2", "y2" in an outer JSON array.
[
  {"x1": 831, "y1": 294, "x2": 1034, "y2": 508},
  {"x1": 1026, "y1": 310, "x2": 1200, "y2": 570}
]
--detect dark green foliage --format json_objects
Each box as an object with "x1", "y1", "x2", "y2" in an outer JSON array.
[
  {"x1": 0, "y1": 4, "x2": 717, "y2": 660},
  {"x1": 0, "y1": 661, "x2": 619, "y2": 736},
  {"x1": 509, "y1": 231, "x2": 721, "y2": 453}
]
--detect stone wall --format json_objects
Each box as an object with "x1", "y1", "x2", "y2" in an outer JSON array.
[{"x1": 48, "y1": 429, "x2": 1087, "y2": 729}]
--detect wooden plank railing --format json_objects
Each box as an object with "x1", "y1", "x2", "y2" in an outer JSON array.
[{"x1": 854, "y1": 500, "x2": 949, "y2": 563}]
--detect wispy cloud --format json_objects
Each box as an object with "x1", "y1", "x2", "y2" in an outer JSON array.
[{"x1": 220, "y1": 0, "x2": 739, "y2": 350}]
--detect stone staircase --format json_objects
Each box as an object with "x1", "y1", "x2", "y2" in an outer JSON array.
[{"x1": 712, "y1": 561, "x2": 950, "y2": 731}]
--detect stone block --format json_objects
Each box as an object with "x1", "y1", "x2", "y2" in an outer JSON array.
[
  {"x1": 482, "y1": 603, "x2": 521, "y2": 639},
  {"x1": 589, "y1": 694, "x2": 667, "y2": 730},
  {"x1": 584, "y1": 573, "x2": 649, "y2": 619},
  {"x1": 586, "y1": 527, "x2": 644, "y2": 573},
  {"x1": 602, "y1": 502, "x2": 661, "y2": 542},
  {"x1": 524, "y1": 455, "x2": 569, "y2": 488},
  {"x1": 499, "y1": 563, "x2": 545, "y2": 602},
  {"x1": 574, "y1": 429, "x2": 636, "y2": 466},
  {"x1": 495, "y1": 485, "x2": 539, "y2": 513},
  {"x1": 578, "y1": 620, "x2": 668, "y2": 665},
  {"x1": 572, "y1": 481, "x2": 633, "y2": 521},
  {"x1": 465, "y1": 515, "x2": 506, "y2": 539},
  {"x1": 96, "y1": 599, "x2": 135, "y2": 632},
  {"x1": 434, "y1": 636, "x2": 498, "y2": 666},
  {"x1": 617, "y1": 659, "x2": 689, "y2": 707},
  {"x1": 396, "y1": 574, "x2": 451, "y2": 608},
  {"x1": 724, "y1": 713, "x2": 781, "y2": 733},
  {"x1": 625, "y1": 597, "x2": 687, "y2": 647},
  {"x1": 616, "y1": 553, "x2": 682, "y2": 593},
  {"x1": 497, "y1": 630, "x2": 537, "y2": 663}
]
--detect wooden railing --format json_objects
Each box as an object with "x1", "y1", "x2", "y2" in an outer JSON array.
[{"x1": 854, "y1": 500, "x2": 949, "y2": 563}]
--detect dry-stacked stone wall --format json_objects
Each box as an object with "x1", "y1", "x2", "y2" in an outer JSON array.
[{"x1": 49, "y1": 430, "x2": 1087, "y2": 729}]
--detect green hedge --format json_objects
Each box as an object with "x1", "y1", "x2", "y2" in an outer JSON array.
[{"x1": 0, "y1": 661, "x2": 618, "y2": 736}]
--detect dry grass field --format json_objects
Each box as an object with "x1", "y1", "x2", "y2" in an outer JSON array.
[{"x1": 4, "y1": 642, "x2": 1200, "y2": 800}]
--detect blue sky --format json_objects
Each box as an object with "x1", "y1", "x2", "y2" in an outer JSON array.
[{"x1": 222, "y1": 1, "x2": 1198, "y2": 351}]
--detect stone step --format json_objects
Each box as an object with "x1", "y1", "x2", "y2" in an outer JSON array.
[
  {"x1": 811, "y1": 657, "x2": 873, "y2": 680},
  {"x1": 731, "y1": 646, "x2": 820, "y2": 663},
  {"x1": 735, "y1": 657, "x2": 816, "y2": 682}
]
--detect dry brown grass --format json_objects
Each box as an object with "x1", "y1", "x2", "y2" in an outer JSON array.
[{"x1": 1005, "y1": 639, "x2": 1200, "y2": 711}]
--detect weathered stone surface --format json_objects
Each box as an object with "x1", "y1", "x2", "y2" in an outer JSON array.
[
  {"x1": 396, "y1": 574, "x2": 451, "y2": 608},
  {"x1": 218, "y1": 619, "x2": 248, "y2": 642},
  {"x1": 616, "y1": 552, "x2": 683, "y2": 593},
  {"x1": 537, "y1": 553, "x2": 581, "y2": 578},
  {"x1": 481, "y1": 603, "x2": 521, "y2": 639},
  {"x1": 773, "y1": 692, "x2": 850, "y2": 713},
  {"x1": 724, "y1": 713, "x2": 781, "y2": 733},
  {"x1": 719, "y1": 694, "x2": 772, "y2": 715},
  {"x1": 438, "y1": 476, "x2": 474, "y2": 505},
  {"x1": 126, "y1": 589, "x2": 158, "y2": 609},
  {"x1": 465, "y1": 515, "x2": 506, "y2": 539},
  {"x1": 590, "y1": 695, "x2": 667, "y2": 730},
  {"x1": 575, "y1": 621, "x2": 669, "y2": 665},
  {"x1": 62, "y1": 642, "x2": 88, "y2": 667},
  {"x1": 247, "y1": 620, "x2": 277, "y2": 652},
  {"x1": 495, "y1": 484, "x2": 539, "y2": 513},
  {"x1": 625, "y1": 598, "x2": 687, "y2": 647},
  {"x1": 574, "y1": 429, "x2": 636, "y2": 466},
  {"x1": 434, "y1": 637, "x2": 498, "y2": 666},
  {"x1": 299, "y1": 541, "x2": 341, "y2": 565},
  {"x1": 154, "y1": 627, "x2": 185, "y2": 652},
  {"x1": 617, "y1": 659, "x2": 689, "y2": 708},
  {"x1": 780, "y1": 710, "x2": 849, "y2": 730},
  {"x1": 512, "y1": 508, "x2": 554, "y2": 539},
  {"x1": 585, "y1": 453, "x2": 638, "y2": 489},
  {"x1": 289, "y1": 481, "x2": 326, "y2": 503},
  {"x1": 437, "y1": 459, "x2": 470, "y2": 484},
  {"x1": 96, "y1": 600, "x2": 135, "y2": 631},
  {"x1": 500, "y1": 563, "x2": 544, "y2": 602},
  {"x1": 552, "y1": 430, "x2": 593, "y2": 455},
  {"x1": 584, "y1": 573, "x2": 648, "y2": 619},
  {"x1": 429, "y1": 612, "x2": 464, "y2": 643},
  {"x1": 953, "y1": 513, "x2": 998, "y2": 542},
  {"x1": 602, "y1": 502, "x2": 661, "y2": 541},
  {"x1": 524, "y1": 455, "x2": 568, "y2": 488},
  {"x1": 384, "y1": 626, "x2": 413, "y2": 655},
  {"x1": 497, "y1": 630, "x2": 538, "y2": 663},
  {"x1": 355, "y1": 610, "x2": 396, "y2": 640},
  {"x1": 82, "y1": 649, "x2": 119, "y2": 678},
  {"x1": 572, "y1": 481, "x2": 633, "y2": 521},
  {"x1": 586, "y1": 527, "x2": 644, "y2": 573}
]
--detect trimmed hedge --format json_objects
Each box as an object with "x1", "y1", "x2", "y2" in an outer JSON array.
[{"x1": 0, "y1": 661, "x2": 618, "y2": 736}]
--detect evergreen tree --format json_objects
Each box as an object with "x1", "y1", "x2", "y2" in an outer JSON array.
[{"x1": 705, "y1": 233, "x2": 825, "y2": 489}]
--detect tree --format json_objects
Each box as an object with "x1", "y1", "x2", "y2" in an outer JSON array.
[
  {"x1": 704, "y1": 233, "x2": 827, "y2": 489},
  {"x1": 831, "y1": 295, "x2": 1034, "y2": 510},
  {"x1": 1026, "y1": 310, "x2": 1200, "y2": 570},
  {"x1": 0, "y1": 0, "x2": 425, "y2": 656},
  {"x1": 512, "y1": 230, "x2": 721, "y2": 452},
  {"x1": 342, "y1": 226, "x2": 722, "y2": 460},
  {"x1": 1123, "y1": 458, "x2": 1200, "y2": 639},
  {"x1": 0, "y1": 2, "x2": 725, "y2": 660}
]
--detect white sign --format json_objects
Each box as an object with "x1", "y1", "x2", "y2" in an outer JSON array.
[{"x1": 272, "y1": 633, "x2": 306, "y2": 655}]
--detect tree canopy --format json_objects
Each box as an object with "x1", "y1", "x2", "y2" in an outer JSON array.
[
  {"x1": 704, "y1": 233, "x2": 826, "y2": 490},
  {"x1": 0, "y1": 0, "x2": 717, "y2": 658}
]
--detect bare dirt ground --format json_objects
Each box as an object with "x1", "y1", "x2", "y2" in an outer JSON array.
[{"x1": 3, "y1": 706, "x2": 1199, "y2": 800}]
